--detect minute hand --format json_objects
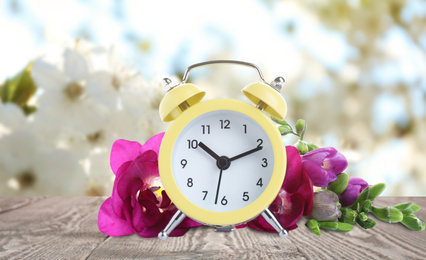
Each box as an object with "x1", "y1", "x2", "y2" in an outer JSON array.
[{"x1": 229, "y1": 146, "x2": 263, "y2": 161}]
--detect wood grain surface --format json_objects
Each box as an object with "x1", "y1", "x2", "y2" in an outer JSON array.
[{"x1": 0, "y1": 197, "x2": 425, "y2": 259}]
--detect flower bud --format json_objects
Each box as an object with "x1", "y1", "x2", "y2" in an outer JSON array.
[
  {"x1": 358, "y1": 212, "x2": 368, "y2": 221},
  {"x1": 295, "y1": 119, "x2": 307, "y2": 139},
  {"x1": 295, "y1": 140, "x2": 309, "y2": 155},
  {"x1": 306, "y1": 219, "x2": 321, "y2": 235},
  {"x1": 393, "y1": 202, "x2": 413, "y2": 211},
  {"x1": 339, "y1": 207, "x2": 357, "y2": 224},
  {"x1": 401, "y1": 213, "x2": 425, "y2": 231},
  {"x1": 327, "y1": 173, "x2": 349, "y2": 195},
  {"x1": 309, "y1": 190, "x2": 342, "y2": 222},
  {"x1": 362, "y1": 200, "x2": 372, "y2": 213},
  {"x1": 318, "y1": 222, "x2": 354, "y2": 232},
  {"x1": 371, "y1": 206, "x2": 403, "y2": 223},
  {"x1": 356, "y1": 217, "x2": 376, "y2": 229},
  {"x1": 350, "y1": 186, "x2": 371, "y2": 210},
  {"x1": 368, "y1": 183, "x2": 386, "y2": 201},
  {"x1": 393, "y1": 202, "x2": 420, "y2": 216}
]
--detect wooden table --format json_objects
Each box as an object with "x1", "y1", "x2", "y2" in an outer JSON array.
[{"x1": 0, "y1": 197, "x2": 425, "y2": 259}]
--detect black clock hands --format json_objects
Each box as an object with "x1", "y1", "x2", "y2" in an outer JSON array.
[
  {"x1": 229, "y1": 146, "x2": 263, "y2": 161},
  {"x1": 214, "y1": 167, "x2": 224, "y2": 205},
  {"x1": 198, "y1": 142, "x2": 220, "y2": 161},
  {"x1": 199, "y1": 141, "x2": 263, "y2": 167}
]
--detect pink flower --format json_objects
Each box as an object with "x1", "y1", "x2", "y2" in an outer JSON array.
[
  {"x1": 339, "y1": 177, "x2": 369, "y2": 207},
  {"x1": 98, "y1": 133, "x2": 201, "y2": 237},
  {"x1": 301, "y1": 147, "x2": 348, "y2": 187},
  {"x1": 248, "y1": 146, "x2": 313, "y2": 231}
]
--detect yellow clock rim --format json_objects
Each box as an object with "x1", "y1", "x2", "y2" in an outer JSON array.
[{"x1": 159, "y1": 99, "x2": 286, "y2": 226}]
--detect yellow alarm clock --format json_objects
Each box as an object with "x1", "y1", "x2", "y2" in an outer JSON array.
[{"x1": 157, "y1": 60, "x2": 288, "y2": 240}]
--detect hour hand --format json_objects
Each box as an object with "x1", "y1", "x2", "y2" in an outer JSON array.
[{"x1": 198, "y1": 142, "x2": 220, "y2": 161}]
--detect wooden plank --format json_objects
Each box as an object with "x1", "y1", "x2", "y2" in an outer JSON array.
[
  {"x1": 0, "y1": 197, "x2": 43, "y2": 214},
  {"x1": 0, "y1": 197, "x2": 424, "y2": 259},
  {"x1": 0, "y1": 197, "x2": 108, "y2": 260},
  {"x1": 88, "y1": 197, "x2": 426, "y2": 260}
]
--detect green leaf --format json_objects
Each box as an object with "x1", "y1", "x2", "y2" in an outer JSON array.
[{"x1": 0, "y1": 62, "x2": 37, "y2": 111}]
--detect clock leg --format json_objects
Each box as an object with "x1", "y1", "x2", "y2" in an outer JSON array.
[
  {"x1": 158, "y1": 209, "x2": 187, "y2": 241},
  {"x1": 261, "y1": 208, "x2": 289, "y2": 238}
]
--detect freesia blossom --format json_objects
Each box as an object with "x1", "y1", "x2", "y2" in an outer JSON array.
[
  {"x1": 301, "y1": 147, "x2": 348, "y2": 187},
  {"x1": 339, "y1": 177, "x2": 369, "y2": 207},
  {"x1": 248, "y1": 146, "x2": 313, "y2": 231},
  {"x1": 98, "y1": 133, "x2": 201, "y2": 237}
]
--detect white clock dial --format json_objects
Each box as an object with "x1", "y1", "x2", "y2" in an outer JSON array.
[{"x1": 171, "y1": 110, "x2": 274, "y2": 212}]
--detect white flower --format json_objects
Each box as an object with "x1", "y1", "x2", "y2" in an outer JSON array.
[
  {"x1": 0, "y1": 101, "x2": 27, "y2": 137},
  {"x1": 0, "y1": 130, "x2": 87, "y2": 196},
  {"x1": 31, "y1": 48, "x2": 109, "y2": 135}
]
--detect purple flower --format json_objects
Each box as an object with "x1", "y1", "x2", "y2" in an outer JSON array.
[
  {"x1": 301, "y1": 147, "x2": 348, "y2": 187},
  {"x1": 98, "y1": 133, "x2": 202, "y2": 238},
  {"x1": 339, "y1": 177, "x2": 369, "y2": 207},
  {"x1": 309, "y1": 190, "x2": 342, "y2": 222}
]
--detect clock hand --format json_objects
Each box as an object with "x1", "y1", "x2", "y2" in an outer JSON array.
[
  {"x1": 198, "y1": 142, "x2": 220, "y2": 161},
  {"x1": 214, "y1": 167, "x2": 224, "y2": 205},
  {"x1": 229, "y1": 146, "x2": 263, "y2": 161}
]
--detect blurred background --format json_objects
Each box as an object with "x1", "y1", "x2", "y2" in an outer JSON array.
[{"x1": 0, "y1": 0, "x2": 425, "y2": 196}]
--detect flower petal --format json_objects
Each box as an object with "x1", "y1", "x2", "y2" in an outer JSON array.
[
  {"x1": 323, "y1": 152, "x2": 348, "y2": 175},
  {"x1": 111, "y1": 161, "x2": 131, "y2": 219},
  {"x1": 302, "y1": 147, "x2": 336, "y2": 165},
  {"x1": 302, "y1": 160, "x2": 330, "y2": 187},
  {"x1": 140, "y1": 132, "x2": 165, "y2": 156},
  {"x1": 110, "y1": 139, "x2": 143, "y2": 175},
  {"x1": 63, "y1": 49, "x2": 90, "y2": 80},
  {"x1": 98, "y1": 197, "x2": 134, "y2": 236},
  {"x1": 31, "y1": 59, "x2": 66, "y2": 90},
  {"x1": 283, "y1": 146, "x2": 303, "y2": 193},
  {"x1": 339, "y1": 177, "x2": 369, "y2": 207},
  {"x1": 300, "y1": 169, "x2": 314, "y2": 215}
]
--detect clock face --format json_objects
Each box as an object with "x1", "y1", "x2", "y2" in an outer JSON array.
[{"x1": 171, "y1": 110, "x2": 274, "y2": 212}]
